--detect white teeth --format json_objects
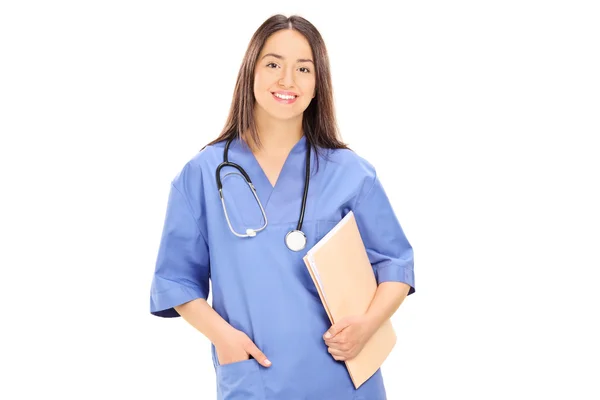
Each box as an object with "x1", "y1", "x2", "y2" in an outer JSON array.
[{"x1": 274, "y1": 93, "x2": 296, "y2": 100}]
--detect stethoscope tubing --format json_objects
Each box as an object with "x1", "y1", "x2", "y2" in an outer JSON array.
[{"x1": 216, "y1": 135, "x2": 310, "y2": 234}]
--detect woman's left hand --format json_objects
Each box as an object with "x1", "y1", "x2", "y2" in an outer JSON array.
[{"x1": 323, "y1": 314, "x2": 378, "y2": 362}]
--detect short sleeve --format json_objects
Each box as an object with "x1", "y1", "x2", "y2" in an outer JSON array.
[
  {"x1": 149, "y1": 180, "x2": 210, "y2": 318},
  {"x1": 353, "y1": 173, "x2": 415, "y2": 295}
]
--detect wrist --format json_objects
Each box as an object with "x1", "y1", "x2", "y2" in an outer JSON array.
[
  {"x1": 211, "y1": 321, "x2": 237, "y2": 348},
  {"x1": 364, "y1": 310, "x2": 384, "y2": 333}
]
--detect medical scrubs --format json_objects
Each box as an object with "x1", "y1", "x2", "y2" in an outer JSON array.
[{"x1": 150, "y1": 135, "x2": 415, "y2": 400}]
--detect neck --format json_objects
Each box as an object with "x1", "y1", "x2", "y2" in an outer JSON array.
[{"x1": 246, "y1": 105, "x2": 304, "y2": 155}]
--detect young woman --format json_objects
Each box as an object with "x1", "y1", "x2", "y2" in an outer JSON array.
[{"x1": 150, "y1": 14, "x2": 415, "y2": 400}]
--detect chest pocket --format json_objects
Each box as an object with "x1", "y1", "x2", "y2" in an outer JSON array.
[{"x1": 315, "y1": 219, "x2": 341, "y2": 244}]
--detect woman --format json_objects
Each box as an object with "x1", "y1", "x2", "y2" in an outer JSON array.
[{"x1": 150, "y1": 14, "x2": 415, "y2": 400}]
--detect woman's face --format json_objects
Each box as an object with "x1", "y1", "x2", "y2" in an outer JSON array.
[{"x1": 253, "y1": 29, "x2": 316, "y2": 122}]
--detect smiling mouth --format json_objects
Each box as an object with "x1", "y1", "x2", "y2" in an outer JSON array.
[
  {"x1": 271, "y1": 92, "x2": 298, "y2": 104},
  {"x1": 272, "y1": 92, "x2": 298, "y2": 100}
]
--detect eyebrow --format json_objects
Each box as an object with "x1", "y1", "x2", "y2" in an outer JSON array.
[{"x1": 261, "y1": 53, "x2": 314, "y2": 64}]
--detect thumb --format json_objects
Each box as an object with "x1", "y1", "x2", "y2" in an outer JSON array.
[
  {"x1": 324, "y1": 318, "x2": 351, "y2": 339},
  {"x1": 245, "y1": 341, "x2": 272, "y2": 368}
]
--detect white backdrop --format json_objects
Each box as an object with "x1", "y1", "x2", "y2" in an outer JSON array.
[{"x1": 1, "y1": 1, "x2": 599, "y2": 399}]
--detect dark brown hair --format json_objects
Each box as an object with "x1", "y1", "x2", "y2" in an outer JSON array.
[{"x1": 203, "y1": 14, "x2": 350, "y2": 166}]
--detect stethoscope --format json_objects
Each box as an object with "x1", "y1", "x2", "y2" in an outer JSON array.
[{"x1": 215, "y1": 135, "x2": 311, "y2": 252}]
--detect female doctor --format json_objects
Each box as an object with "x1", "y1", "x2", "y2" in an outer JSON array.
[{"x1": 149, "y1": 14, "x2": 415, "y2": 400}]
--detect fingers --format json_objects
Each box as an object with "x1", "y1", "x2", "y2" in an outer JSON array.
[
  {"x1": 327, "y1": 346, "x2": 347, "y2": 361},
  {"x1": 244, "y1": 340, "x2": 272, "y2": 368},
  {"x1": 324, "y1": 318, "x2": 352, "y2": 339},
  {"x1": 325, "y1": 339, "x2": 349, "y2": 350},
  {"x1": 327, "y1": 345, "x2": 359, "y2": 362},
  {"x1": 326, "y1": 336, "x2": 355, "y2": 362},
  {"x1": 324, "y1": 334, "x2": 345, "y2": 344}
]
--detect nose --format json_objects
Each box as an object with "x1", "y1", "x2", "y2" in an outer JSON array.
[{"x1": 278, "y1": 66, "x2": 295, "y2": 88}]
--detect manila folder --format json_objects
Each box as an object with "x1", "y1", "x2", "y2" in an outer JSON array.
[{"x1": 302, "y1": 211, "x2": 397, "y2": 389}]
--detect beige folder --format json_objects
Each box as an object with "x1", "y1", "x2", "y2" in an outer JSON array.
[{"x1": 303, "y1": 211, "x2": 397, "y2": 389}]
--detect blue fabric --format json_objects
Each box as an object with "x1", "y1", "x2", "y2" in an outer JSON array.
[{"x1": 150, "y1": 135, "x2": 415, "y2": 399}]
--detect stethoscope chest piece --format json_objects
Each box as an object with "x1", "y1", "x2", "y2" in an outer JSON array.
[{"x1": 285, "y1": 229, "x2": 307, "y2": 252}]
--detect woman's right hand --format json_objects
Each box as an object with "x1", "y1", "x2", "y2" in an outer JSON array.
[{"x1": 215, "y1": 328, "x2": 272, "y2": 368}]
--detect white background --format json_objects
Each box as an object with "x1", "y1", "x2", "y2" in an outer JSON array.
[{"x1": 1, "y1": 1, "x2": 599, "y2": 399}]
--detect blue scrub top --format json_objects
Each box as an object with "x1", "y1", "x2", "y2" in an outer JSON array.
[{"x1": 150, "y1": 135, "x2": 415, "y2": 400}]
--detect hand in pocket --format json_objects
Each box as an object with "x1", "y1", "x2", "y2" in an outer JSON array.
[{"x1": 215, "y1": 328, "x2": 272, "y2": 367}]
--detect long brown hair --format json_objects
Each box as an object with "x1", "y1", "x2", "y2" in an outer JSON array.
[{"x1": 203, "y1": 14, "x2": 350, "y2": 167}]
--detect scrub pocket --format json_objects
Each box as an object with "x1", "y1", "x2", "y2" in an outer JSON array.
[
  {"x1": 215, "y1": 358, "x2": 266, "y2": 400},
  {"x1": 316, "y1": 219, "x2": 340, "y2": 243}
]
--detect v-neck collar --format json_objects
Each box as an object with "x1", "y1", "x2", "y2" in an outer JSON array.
[{"x1": 231, "y1": 134, "x2": 308, "y2": 209}]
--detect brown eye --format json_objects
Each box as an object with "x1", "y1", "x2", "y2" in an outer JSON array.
[
  {"x1": 266, "y1": 62, "x2": 278, "y2": 68},
  {"x1": 299, "y1": 67, "x2": 311, "y2": 73}
]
